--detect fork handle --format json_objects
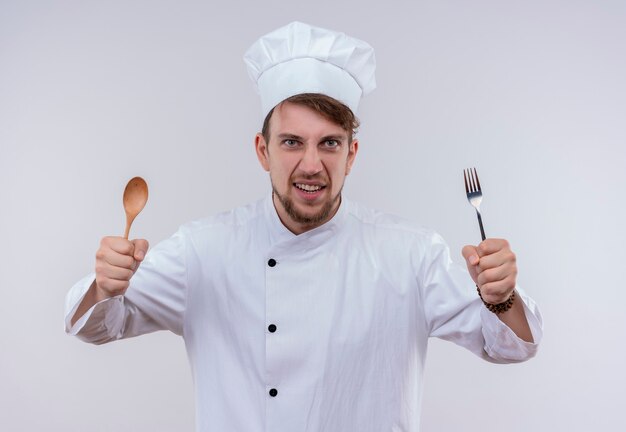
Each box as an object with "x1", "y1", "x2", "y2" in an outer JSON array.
[{"x1": 476, "y1": 210, "x2": 486, "y2": 241}]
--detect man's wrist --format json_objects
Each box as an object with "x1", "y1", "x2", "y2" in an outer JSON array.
[{"x1": 476, "y1": 286, "x2": 515, "y2": 314}]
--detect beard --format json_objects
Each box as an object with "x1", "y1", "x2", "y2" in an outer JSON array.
[{"x1": 272, "y1": 179, "x2": 342, "y2": 227}]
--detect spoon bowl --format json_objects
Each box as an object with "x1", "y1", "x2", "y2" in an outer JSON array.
[{"x1": 123, "y1": 176, "x2": 149, "y2": 239}]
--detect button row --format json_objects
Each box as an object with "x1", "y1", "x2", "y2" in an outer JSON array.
[{"x1": 267, "y1": 258, "x2": 279, "y2": 398}]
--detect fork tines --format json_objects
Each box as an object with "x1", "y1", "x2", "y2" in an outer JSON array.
[{"x1": 464, "y1": 167, "x2": 481, "y2": 194}]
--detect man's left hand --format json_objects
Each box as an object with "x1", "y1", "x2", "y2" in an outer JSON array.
[{"x1": 462, "y1": 239, "x2": 517, "y2": 305}]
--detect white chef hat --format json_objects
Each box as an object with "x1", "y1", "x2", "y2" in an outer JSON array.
[{"x1": 244, "y1": 21, "x2": 376, "y2": 118}]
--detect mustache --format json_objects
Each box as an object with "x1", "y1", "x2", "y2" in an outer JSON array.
[{"x1": 291, "y1": 173, "x2": 329, "y2": 182}]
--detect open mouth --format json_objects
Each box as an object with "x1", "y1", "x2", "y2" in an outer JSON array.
[{"x1": 294, "y1": 183, "x2": 326, "y2": 193}]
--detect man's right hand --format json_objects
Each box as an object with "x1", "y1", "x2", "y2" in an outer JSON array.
[
  {"x1": 70, "y1": 237, "x2": 149, "y2": 327},
  {"x1": 94, "y1": 236, "x2": 150, "y2": 299}
]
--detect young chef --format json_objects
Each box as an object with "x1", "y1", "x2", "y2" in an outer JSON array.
[{"x1": 66, "y1": 21, "x2": 542, "y2": 432}]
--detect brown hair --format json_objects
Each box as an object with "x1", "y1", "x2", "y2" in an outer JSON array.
[{"x1": 261, "y1": 93, "x2": 360, "y2": 143}]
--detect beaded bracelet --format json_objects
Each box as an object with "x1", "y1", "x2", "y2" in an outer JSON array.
[{"x1": 476, "y1": 286, "x2": 515, "y2": 314}]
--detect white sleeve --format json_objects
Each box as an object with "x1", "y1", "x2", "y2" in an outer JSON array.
[
  {"x1": 64, "y1": 227, "x2": 189, "y2": 344},
  {"x1": 419, "y1": 232, "x2": 543, "y2": 363},
  {"x1": 479, "y1": 288, "x2": 543, "y2": 362}
]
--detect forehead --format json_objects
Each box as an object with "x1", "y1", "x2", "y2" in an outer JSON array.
[{"x1": 269, "y1": 102, "x2": 348, "y2": 139}]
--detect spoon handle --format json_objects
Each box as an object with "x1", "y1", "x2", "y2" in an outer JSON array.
[{"x1": 124, "y1": 213, "x2": 135, "y2": 239}]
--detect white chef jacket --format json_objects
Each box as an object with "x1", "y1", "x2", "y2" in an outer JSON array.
[{"x1": 65, "y1": 194, "x2": 542, "y2": 432}]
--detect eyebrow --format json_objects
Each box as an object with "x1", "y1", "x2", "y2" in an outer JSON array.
[
  {"x1": 320, "y1": 135, "x2": 347, "y2": 142},
  {"x1": 277, "y1": 133, "x2": 304, "y2": 141}
]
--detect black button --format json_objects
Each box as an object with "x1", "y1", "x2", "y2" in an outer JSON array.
[
  {"x1": 268, "y1": 324, "x2": 277, "y2": 333},
  {"x1": 269, "y1": 388, "x2": 278, "y2": 397},
  {"x1": 268, "y1": 258, "x2": 277, "y2": 267}
]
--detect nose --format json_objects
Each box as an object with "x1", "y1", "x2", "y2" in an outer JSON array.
[{"x1": 298, "y1": 144, "x2": 323, "y2": 175}]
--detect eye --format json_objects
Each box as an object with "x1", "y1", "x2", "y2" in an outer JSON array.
[
  {"x1": 283, "y1": 139, "x2": 299, "y2": 148},
  {"x1": 322, "y1": 140, "x2": 340, "y2": 149}
]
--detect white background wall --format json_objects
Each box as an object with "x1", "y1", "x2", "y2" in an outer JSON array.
[{"x1": 1, "y1": 0, "x2": 625, "y2": 430}]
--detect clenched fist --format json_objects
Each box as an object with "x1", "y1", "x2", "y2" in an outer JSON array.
[
  {"x1": 462, "y1": 238, "x2": 517, "y2": 305},
  {"x1": 94, "y1": 236, "x2": 150, "y2": 299}
]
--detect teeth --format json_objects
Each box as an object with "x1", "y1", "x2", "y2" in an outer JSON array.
[{"x1": 295, "y1": 183, "x2": 322, "y2": 192}]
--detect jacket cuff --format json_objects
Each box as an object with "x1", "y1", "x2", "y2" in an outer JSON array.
[{"x1": 481, "y1": 287, "x2": 543, "y2": 362}]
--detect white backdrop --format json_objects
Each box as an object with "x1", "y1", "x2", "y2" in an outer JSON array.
[{"x1": 1, "y1": 0, "x2": 625, "y2": 431}]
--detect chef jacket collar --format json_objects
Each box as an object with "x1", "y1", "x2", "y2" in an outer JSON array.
[{"x1": 264, "y1": 192, "x2": 348, "y2": 248}]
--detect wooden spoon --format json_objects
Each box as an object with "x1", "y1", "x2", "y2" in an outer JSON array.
[{"x1": 123, "y1": 176, "x2": 149, "y2": 239}]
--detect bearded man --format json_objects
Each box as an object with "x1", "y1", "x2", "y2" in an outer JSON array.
[{"x1": 66, "y1": 21, "x2": 542, "y2": 432}]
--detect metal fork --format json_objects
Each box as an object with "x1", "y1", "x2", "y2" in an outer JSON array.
[{"x1": 464, "y1": 167, "x2": 486, "y2": 241}]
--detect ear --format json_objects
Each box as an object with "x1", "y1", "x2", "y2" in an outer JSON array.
[
  {"x1": 345, "y1": 139, "x2": 359, "y2": 175},
  {"x1": 255, "y1": 133, "x2": 270, "y2": 172}
]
